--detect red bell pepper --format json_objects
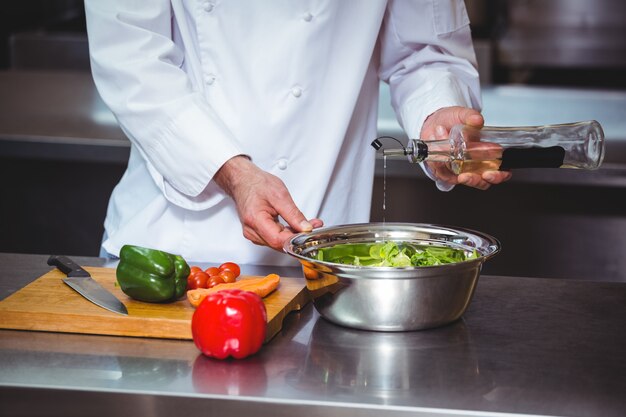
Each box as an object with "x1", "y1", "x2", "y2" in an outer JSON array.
[{"x1": 191, "y1": 289, "x2": 267, "y2": 359}]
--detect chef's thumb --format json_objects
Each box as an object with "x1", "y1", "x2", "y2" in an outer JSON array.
[
  {"x1": 280, "y1": 205, "x2": 313, "y2": 232},
  {"x1": 457, "y1": 108, "x2": 484, "y2": 127},
  {"x1": 436, "y1": 107, "x2": 484, "y2": 129}
]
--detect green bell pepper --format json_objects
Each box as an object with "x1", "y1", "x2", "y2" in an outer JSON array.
[{"x1": 116, "y1": 245, "x2": 190, "y2": 303}]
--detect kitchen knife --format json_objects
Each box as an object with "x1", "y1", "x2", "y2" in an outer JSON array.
[{"x1": 47, "y1": 255, "x2": 128, "y2": 316}]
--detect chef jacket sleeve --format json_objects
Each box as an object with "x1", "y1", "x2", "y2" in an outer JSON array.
[
  {"x1": 85, "y1": 0, "x2": 243, "y2": 210},
  {"x1": 378, "y1": 0, "x2": 482, "y2": 141}
]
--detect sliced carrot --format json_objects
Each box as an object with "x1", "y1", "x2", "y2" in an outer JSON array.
[{"x1": 187, "y1": 273, "x2": 280, "y2": 308}]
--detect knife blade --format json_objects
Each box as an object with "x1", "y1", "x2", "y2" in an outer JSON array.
[{"x1": 47, "y1": 255, "x2": 128, "y2": 316}]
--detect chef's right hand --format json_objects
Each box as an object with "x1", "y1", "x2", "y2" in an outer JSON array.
[
  {"x1": 213, "y1": 156, "x2": 323, "y2": 251},
  {"x1": 420, "y1": 106, "x2": 512, "y2": 191}
]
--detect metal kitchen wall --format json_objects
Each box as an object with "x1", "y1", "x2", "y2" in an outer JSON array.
[
  {"x1": 0, "y1": 1, "x2": 86, "y2": 69},
  {"x1": 1, "y1": 1, "x2": 625, "y2": 281},
  {"x1": 465, "y1": 0, "x2": 626, "y2": 87},
  {"x1": 493, "y1": 0, "x2": 626, "y2": 87}
]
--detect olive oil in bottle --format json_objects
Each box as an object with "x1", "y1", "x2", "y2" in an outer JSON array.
[{"x1": 372, "y1": 120, "x2": 605, "y2": 175}]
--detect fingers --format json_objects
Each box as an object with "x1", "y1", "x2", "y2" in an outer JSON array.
[
  {"x1": 218, "y1": 161, "x2": 323, "y2": 250},
  {"x1": 253, "y1": 212, "x2": 303, "y2": 250},
  {"x1": 242, "y1": 225, "x2": 268, "y2": 247},
  {"x1": 419, "y1": 106, "x2": 514, "y2": 191},
  {"x1": 483, "y1": 171, "x2": 512, "y2": 184},
  {"x1": 250, "y1": 214, "x2": 323, "y2": 251},
  {"x1": 309, "y1": 218, "x2": 324, "y2": 229},
  {"x1": 261, "y1": 193, "x2": 323, "y2": 249},
  {"x1": 456, "y1": 107, "x2": 484, "y2": 128},
  {"x1": 457, "y1": 171, "x2": 513, "y2": 190},
  {"x1": 467, "y1": 113, "x2": 484, "y2": 128},
  {"x1": 435, "y1": 125, "x2": 447, "y2": 139},
  {"x1": 443, "y1": 106, "x2": 483, "y2": 127},
  {"x1": 457, "y1": 173, "x2": 491, "y2": 190},
  {"x1": 245, "y1": 193, "x2": 319, "y2": 250},
  {"x1": 280, "y1": 206, "x2": 313, "y2": 232},
  {"x1": 270, "y1": 187, "x2": 315, "y2": 233},
  {"x1": 422, "y1": 106, "x2": 484, "y2": 139}
]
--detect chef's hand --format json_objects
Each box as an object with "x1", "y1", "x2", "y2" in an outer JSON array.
[
  {"x1": 214, "y1": 156, "x2": 323, "y2": 250},
  {"x1": 420, "y1": 106, "x2": 512, "y2": 190}
]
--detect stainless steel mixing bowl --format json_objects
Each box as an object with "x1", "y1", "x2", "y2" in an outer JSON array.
[{"x1": 283, "y1": 223, "x2": 500, "y2": 331}]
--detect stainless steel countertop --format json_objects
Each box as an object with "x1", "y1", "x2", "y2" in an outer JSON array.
[{"x1": 1, "y1": 253, "x2": 625, "y2": 417}]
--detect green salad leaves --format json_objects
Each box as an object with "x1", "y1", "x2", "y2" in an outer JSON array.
[{"x1": 314, "y1": 241, "x2": 478, "y2": 267}]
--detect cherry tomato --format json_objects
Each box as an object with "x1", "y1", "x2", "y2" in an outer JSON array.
[
  {"x1": 187, "y1": 270, "x2": 209, "y2": 290},
  {"x1": 219, "y1": 270, "x2": 237, "y2": 284},
  {"x1": 190, "y1": 266, "x2": 203, "y2": 274},
  {"x1": 204, "y1": 267, "x2": 220, "y2": 277},
  {"x1": 219, "y1": 262, "x2": 241, "y2": 279},
  {"x1": 207, "y1": 275, "x2": 225, "y2": 289}
]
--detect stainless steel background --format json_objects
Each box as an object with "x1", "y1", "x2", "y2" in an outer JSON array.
[{"x1": 496, "y1": 0, "x2": 626, "y2": 68}]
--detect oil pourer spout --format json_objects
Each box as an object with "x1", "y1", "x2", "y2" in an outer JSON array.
[{"x1": 370, "y1": 136, "x2": 429, "y2": 163}]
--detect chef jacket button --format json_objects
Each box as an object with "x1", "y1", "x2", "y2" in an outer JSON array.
[
  {"x1": 303, "y1": 12, "x2": 313, "y2": 22},
  {"x1": 291, "y1": 86, "x2": 302, "y2": 97},
  {"x1": 204, "y1": 2, "x2": 215, "y2": 12},
  {"x1": 277, "y1": 159, "x2": 288, "y2": 170},
  {"x1": 205, "y1": 74, "x2": 216, "y2": 85}
]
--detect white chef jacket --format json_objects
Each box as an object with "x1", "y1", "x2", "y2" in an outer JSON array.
[{"x1": 85, "y1": 0, "x2": 480, "y2": 265}]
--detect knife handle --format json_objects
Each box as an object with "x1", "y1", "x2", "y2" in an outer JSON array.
[{"x1": 47, "y1": 255, "x2": 91, "y2": 277}]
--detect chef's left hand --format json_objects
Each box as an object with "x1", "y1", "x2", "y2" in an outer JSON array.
[
  {"x1": 420, "y1": 106, "x2": 512, "y2": 190},
  {"x1": 213, "y1": 155, "x2": 323, "y2": 251}
]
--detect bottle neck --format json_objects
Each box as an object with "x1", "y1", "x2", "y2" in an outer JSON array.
[{"x1": 404, "y1": 139, "x2": 451, "y2": 163}]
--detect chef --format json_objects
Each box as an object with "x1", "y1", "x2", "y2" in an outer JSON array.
[{"x1": 84, "y1": 0, "x2": 510, "y2": 265}]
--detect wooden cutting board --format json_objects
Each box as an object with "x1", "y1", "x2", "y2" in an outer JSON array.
[{"x1": 0, "y1": 267, "x2": 309, "y2": 342}]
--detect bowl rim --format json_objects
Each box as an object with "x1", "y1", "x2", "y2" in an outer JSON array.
[{"x1": 283, "y1": 222, "x2": 501, "y2": 271}]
